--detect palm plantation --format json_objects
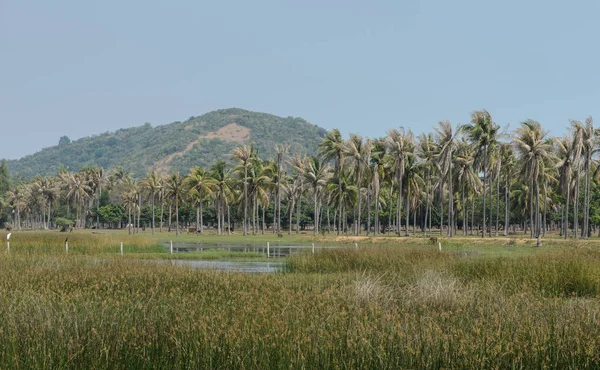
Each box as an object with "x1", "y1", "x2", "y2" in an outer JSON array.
[{"x1": 2, "y1": 110, "x2": 599, "y2": 243}]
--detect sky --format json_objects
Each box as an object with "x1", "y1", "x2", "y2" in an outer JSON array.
[{"x1": 2, "y1": 0, "x2": 600, "y2": 160}]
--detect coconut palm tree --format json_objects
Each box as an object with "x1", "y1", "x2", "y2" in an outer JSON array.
[
  {"x1": 327, "y1": 168, "x2": 358, "y2": 234},
  {"x1": 319, "y1": 129, "x2": 345, "y2": 235},
  {"x1": 231, "y1": 145, "x2": 255, "y2": 236},
  {"x1": 454, "y1": 139, "x2": 480, "y2": 236},
  {"x1": 434, "y1": 121, "x2": 459, "y2": 237},
  {"x1": 571, "y1": 117, "x2": 597, "y2": 238},
  {"x1": 296, "y1": 156, "x2": 330, "y2": 235},
  {"x1": 463, "y1": 110, "x2": 500, "y2": 237},
  {"x1": 386, "y1": 128, "x2": 414, "y2": 235},
  {"x1": 403, "y1": 155, "x2": 424, "y2": 235},
  {"x1": 165, "y1": 172, "x2": 185, "y2": 236},
  {"x1": 514, "y1": 120, "x2": 553, "y2": 247},
  {"x1": 417, "y1": 133, "x2": 437, "y2": 235},
  {"x1": 140, "y1": 171, "x2": 162, "y2": 235},
  {"x1": 499, "y1": 143, "x2": 516, "y2": 235},
  {"x1": 554, "y1": 135, "x2": 576, "y2": 239},
  {"x1": 7, "y1": 185, "x2": 26, "y2": 230},
  {"x1": 274, "y1": 144, "x2": 289, "y2": 235},
  {"x1": 210, "y1": 161, "x2": 234, "y2": 235},
  {"x1": 344, "y1": 134, "x2": 369, "y2": 235},
  {"x1": 64, "y1": 172, "x2": 92, "y2": 228},
  {"x1": 184, "y1": 167, "x2": 214, "y2": 234}
]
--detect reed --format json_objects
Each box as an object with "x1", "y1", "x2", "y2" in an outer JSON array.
[{"x1": 1, "y1": 241, "x2": 600, "y2": 368}]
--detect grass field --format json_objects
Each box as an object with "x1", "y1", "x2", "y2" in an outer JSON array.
[{"x1": 1, "y1": 229, "x2": 600, "y2": 368}]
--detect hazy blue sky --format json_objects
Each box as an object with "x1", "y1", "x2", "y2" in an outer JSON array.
[{"x1": 2, "y1": 0, "x2": 599, "y2": 159}]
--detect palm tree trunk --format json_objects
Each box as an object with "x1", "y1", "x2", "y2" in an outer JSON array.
[
  {"x1": 262, "y1": 204, "x2": 266, "y2": 235},
  {"x1": 504, "y1": 177, "x2": 509, "y2": 236},
  {"x1": 243, "y1": 165, "x2": 248, "y2": 236},
  {"x1": 543, "y1": 180, "x2": 547, "y2": 237},
  {"x1": 471, "y1": 195, "x2": 475, "y2": 236},
  {"x1": 168, "y1": 203, "x2": 172, "y2": 232},
  {"x1": 175, "y1": 196, "x2": 179, "y2": 236},
  {"x1": 357, "y1": 174, "x2": 362, "y2": 236},
  {"x1": 288, "y1": 197, "x2": 294, "y2": 235},
  {"x1": 388, "y1": 186, "x2": 393, "y2": 236},
  {"x1": 367, "y1": 184, "x2": 371, "y2": 236},
  {"x1": 374, "y1": 190, "x2": 379, "y2": 236},
  {"x1": 217, "y1": 200, "x2": 221, "y2": 235},
  {"x1": 448, "y1": 167, "x2": 453, "y2": 237},
  {"x1": 565, "y1": 186, "x2": 570, "y2": 239},
  {"x1": 482, "y1": 146, "x2": 488, "y2": 237},
  {"x1": 424, "y1": 172, "x2": 430, "y2": 236},
  {"x1": 405, "y1": 190, "x2": 410, "y2": 237},
  {"x1": 536, "y1": 177, "x2": 541, "y2": 247},
  {"x1": 462, "y1": 185, "x2": 467, "y2": 236},
  {"x1": 440, "y1": 188, "x2": 444, "y2": 235},
  {"x1": 584, "y1": 155, "x2": 590, "y2": 238},
  {"x1": 199, "y1": 193, "x2": 204, "y2": 234},
  {"x1": 296, "y1": 191, "x2": 301, "y2": 234},
  {"x1": 496, "y1": 175, "x2": 500, "y2": 237},
  {"x1": 151, "y1": 194, "x2": 155, "y2": 235},
  {"x1": 159, "y1": 193, "x2": 164, "y2": 232},
  {"x1": 529, "y1": 179, "x2": 534, "y2": 238},
  {"x1": 313, "y1": 188, "x2": 318, "y2": 235},
  {"x1": 397, "y1": 173, "x2": 403, "y2": 235},
  {"x1": 574, "y1": 172, "x2": 580, "y2": 238}
]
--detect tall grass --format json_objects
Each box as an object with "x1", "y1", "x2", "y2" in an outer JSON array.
[
  {"x1": 3, "y1": 231, "x2": 161, "y2": 255},
  {"x1": 1, "y1": 243, "x2": 600, "y2": 367}
]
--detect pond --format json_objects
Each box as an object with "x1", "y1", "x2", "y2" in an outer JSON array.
[
  {"x1": 160, "y1": 259, "x2": 285, "y2": 273},
  {"x1": 162, "y1": 242, "x2": 340, "y2": 258}
]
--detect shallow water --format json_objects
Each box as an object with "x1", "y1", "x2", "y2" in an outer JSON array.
[
  {"x1": 163, "y1": 242, "x2": 339, "y2": 258},
  {"x1": 155, "y1": 259, "x2": 284, "y2": 273}
]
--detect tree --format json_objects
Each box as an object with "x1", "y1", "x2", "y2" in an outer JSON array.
[
  {"x1": 434, "y1": 121, "x2": 458, "y2": 237},
  {"x1": 344, "y1": 134, "x2": 369, "y2": 235},
  {"x1": 231, "y1": 145, "x2": 254, "y2": 236},
  {"x1": 274, "y1": 144, "x2": 289, "y2": 235},
  {"x1": 417, "y1": 133, "x2": 437, "y2": 235},
  {"x1": 463, "y1": 110, "x2": 500, "y2": 237},
  {"x1": 571, "y1": 117, "x2": 597, "y2": 238},
  {"x1": 165, "y1": 172, "x2": 185, "y2": 236},
  {"x1": 514, "y1": 120, "x2": 553, "y2": 246},
  {"x1": 455, "y1": 139, "x2": 481, "y2": 236},
  {"x1": 210, "y1": 161, "x2": 234, "y2": 235},
  {"x1": 140, "y1": 171, "x2": 162, "y2": 235},
  {"x1": 555, "y1": 135, "x2": 575, "y2": 239},
  {"x1": 296, "y1": 156, "x2": 330, "y2": 235},
  {"x1": 184, "y1": 167, "x2": 214, "y2": 234},
  {"x1": 319, "y1": 129, "x2": 345, "y2": 235},
  {"x1": 386, "y1": 128, "x2": 414, "y2": 235},
  {"x1": 0, "y1": 160, "x2": 9, "y2": 197}
]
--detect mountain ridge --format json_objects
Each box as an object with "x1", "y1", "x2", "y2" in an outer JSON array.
[{"x1": 6, "y1": 108, "x2": 328, "y2": 178}]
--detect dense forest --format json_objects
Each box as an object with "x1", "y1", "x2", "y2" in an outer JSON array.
[
  {"x1": 1, "y1": 110, "x2": 599, "y2": 245},
  {"x1": 5, "y1": 108, "x2": 327, "y2": 178}
]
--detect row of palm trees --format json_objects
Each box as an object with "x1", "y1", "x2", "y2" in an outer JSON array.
[{"x1": 3, "y1": 110, "x2": 599, "y2": 243}]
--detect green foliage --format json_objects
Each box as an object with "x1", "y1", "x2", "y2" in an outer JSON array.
[
  {"x1": 54, "y1": 217, "x2": 74, "y2": 231},
  {"x1": 6, "y1": 109, "x2": 327, "y2": 178},
  {"x1": 98, "y1": 204, "x2": 125, "y2": 225}
]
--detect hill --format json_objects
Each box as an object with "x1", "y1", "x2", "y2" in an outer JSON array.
[{"x1": 6, "y1": 108, "x2": 328, "y2": 178}]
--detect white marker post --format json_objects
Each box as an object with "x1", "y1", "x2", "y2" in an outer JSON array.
[
  {"x1": 120, "y1": 242, "x2": 124, "y2": 256},
  {"x1": 267, "y1": 242, "x2": 270, "y2": 258},
  {"x1": 312, "y1": 243, "x2": 315, "y2": 254},
  {"x1": 170, "y1": 241, "x2": 173, "y2": 255},
  {"x1": 355, "y1": 243, "x2": 358, "y2": 250},
  {"x1": 438, "y1": 242, "x2": 442, "y2": 252},
  {"x1": 66, "y1": 241, "x2": 69, "y2": 254},
  {"x1": 6, "y1": 233, "x2": 11, "y2": 253}
]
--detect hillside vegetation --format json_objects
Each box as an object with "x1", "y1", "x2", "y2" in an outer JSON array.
[{"x1": 6, "y1": 108, "x2": 327, "y2": 177}]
